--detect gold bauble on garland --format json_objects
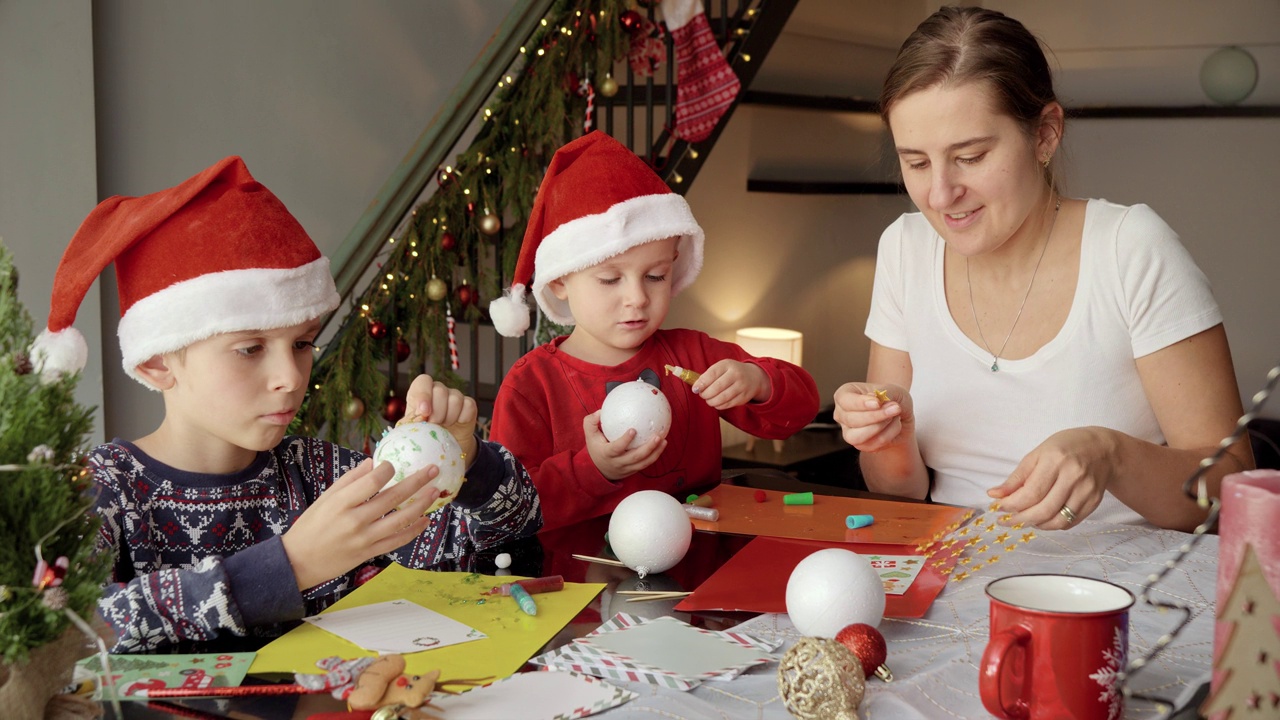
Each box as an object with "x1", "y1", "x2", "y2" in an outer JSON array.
[
  {"x1": 478, "y1": 212, "x2": 502, "y2": 236},
  {"x1": 342, "y1": 396, "x2": 365, "y2": 420},
  {"x1": 777, "y1": 637, "x2": 866, "y2": 720},
  {"x1": 426, "y1": 276, "x2": 448, "y2": 302},
  {"x1": 599, "y1": 74, "x2": 619, "y2": 98}
]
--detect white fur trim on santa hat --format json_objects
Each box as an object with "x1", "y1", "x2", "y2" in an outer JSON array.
[
  {"x1": 30, "y1": 327, "x2": 89, "y2": 384},
  {"x1": 489, "y1": 283, "x2": 531, "y2": 338},
  {"x1": 119, "y1": 256, "x2": 340, "y2": 390},
  {"x1": 531, "y1": 193, "x2": 704, "y2": 325}
]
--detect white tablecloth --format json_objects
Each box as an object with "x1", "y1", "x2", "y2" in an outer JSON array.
[{"x1": 592, "y1": 520, "x2": 1217, "y2": 719}]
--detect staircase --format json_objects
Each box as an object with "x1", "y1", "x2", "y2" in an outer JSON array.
[{"x1": 301, "y1": 0, "x2": 800, "y2": 444}]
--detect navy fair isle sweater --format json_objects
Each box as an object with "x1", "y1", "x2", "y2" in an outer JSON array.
[{"x1": 90, "y1": 435, "x2": 542, "y2": 654}]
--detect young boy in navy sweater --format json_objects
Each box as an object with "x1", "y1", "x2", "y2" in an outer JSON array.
[{"x1": 34, "y1": 156, "x2": 541, "y2": 653}]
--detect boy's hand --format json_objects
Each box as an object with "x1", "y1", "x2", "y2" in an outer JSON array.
[
  {"x1": 691, "y1": 360, "x2": 771, "y2": 410},
  {"x1": 401, "y1": 374, "x2": 479, "y2": 468},
  {"x1": 282, "y1": 459, "x2": 443, "y2": 591},
  {"x1": 583, "y1": 411, "x2": 667, "y2": 481}
]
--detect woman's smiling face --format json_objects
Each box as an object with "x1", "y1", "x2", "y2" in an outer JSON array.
[{"x1": 888, "y1": 81, "x2": 1052, "y2": 258}]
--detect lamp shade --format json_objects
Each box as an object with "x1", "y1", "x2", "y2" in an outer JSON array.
[{"x1": 736, "y1": 327, "x2": 803, "y2": 366}]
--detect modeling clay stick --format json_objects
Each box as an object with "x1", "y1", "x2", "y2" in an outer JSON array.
[
  {"x1": 783, "y1": 491, "x2": 814, "y2": 506},
  {"x1": 486, "y1": 575, "x2": 565, "y2": 596},
  {"x1": 846, "y1": 514, "x2": 875, "y2": 530},
  {"x1": 664, "y1": 364, "x2": 701, "y2": 386},
  {"x1": 509, "y1": 583, "x2": 538, "y2": 616},
  {"x1": 683, "y1": 504, "x2": 719, "y2": 522},
  {"x1": 685, "y1": 493, "x2": 714, "y2": 507}
]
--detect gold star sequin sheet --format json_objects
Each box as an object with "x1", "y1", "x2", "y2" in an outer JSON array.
[{"x1": 914, "y1": 502, "x2": 1045, "y2": 584}]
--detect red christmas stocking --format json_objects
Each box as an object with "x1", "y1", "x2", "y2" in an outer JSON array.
[{"x1": 663, "y1": 0, "x2": 741, "y2": 142}]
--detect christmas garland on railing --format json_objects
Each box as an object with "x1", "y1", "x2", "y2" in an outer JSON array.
[{"x1": 297, "y1": 0, "x2": 641, "y2": 447}]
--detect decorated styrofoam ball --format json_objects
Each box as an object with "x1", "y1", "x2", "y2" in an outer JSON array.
[
  {"x1": 607, "y1": 490, "x2": 691, "y2": 578},
  {"x1": 785, "y1": 549, "x2": 886, "y2": 638},
  {"x1": 599, "y1": 379, "x2": 671, "y2": 449},
  {"x1": 372, "y1": 421, "x2": 467, "y2": 512}
]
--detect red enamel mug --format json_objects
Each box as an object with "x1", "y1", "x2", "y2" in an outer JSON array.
[{"x1": 980, "y1": 574, "x2": 1134, "y2": 720}]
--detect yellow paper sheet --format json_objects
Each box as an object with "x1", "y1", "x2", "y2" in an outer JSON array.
[{"x1": 249, "y1": 564, "x2": 604, "y2": 679}]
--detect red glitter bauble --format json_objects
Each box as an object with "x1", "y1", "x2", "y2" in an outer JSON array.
[
  {"x1": 383, "y1": 396, "x2": 407, "y2": 423},
  {"x1": 619, "y1": 10, "x2": 643, "y2": 33},
  {"x1": 367, "y1": 321, "x2": 387, "y2": 340},
  {"x1": 395, "y1": 338, "x2": 411, "y2": 363},
  {"x1": 457, "y1": 283, "x2": 474, "y2": 306},
  {"x1": 440, "y1": 232, "x2": 457, "y2": 251},
  {"x1": 835, "y1": 623, "x2": 888, "y2": 677}
]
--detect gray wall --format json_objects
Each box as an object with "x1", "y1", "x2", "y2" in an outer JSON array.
[
  {"x1": 0, "y1": 0, "x2": 103, "y2": 435},
  {"x1": 2, "y1": 0, "x2": 1276, "y2": 450}
]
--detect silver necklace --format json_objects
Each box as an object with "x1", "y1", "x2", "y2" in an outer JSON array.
[{"x1": 966, "y1": 197, "x2": 1062, "y2": 372}]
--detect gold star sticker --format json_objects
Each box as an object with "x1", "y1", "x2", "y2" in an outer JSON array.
[
  {"x1": 940, "y1": 567, "x2": 953, "y2": 575},
  {"x1": 976, "y1": 544, "x2": 989, "y2": 554},
  {"x1": 1011, "y1": 522, "x2": 1025, "y2": 531},
  {"x1": 995, "y1": 532, "x2": 1010, "y2": 544},
  {"x1": 970, "y1": 561, "x2": 985, "y2": 571},
  {"x1": 954, "y1": 571, "x2": 969, "y2": 581},
  {"x1": 1006, "y1": 543, "x2": 1018, "y2": 552},
  {"x1": 987, "y1": 554, "x2": 1002, "y2": 565},
  {"x1": 988, "y1": 501, "x2": 1001, "y2": 512},
  {"x1": 1021, "y1": 531, "x2": 1036, "y2": 542},
  {"x1": 959, "y1": 557, "x2": 972, "y2": 566}
]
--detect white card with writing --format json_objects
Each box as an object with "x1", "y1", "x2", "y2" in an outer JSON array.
[{"x1": 304, "y1": 599, "x2": 485, "y2": 654}]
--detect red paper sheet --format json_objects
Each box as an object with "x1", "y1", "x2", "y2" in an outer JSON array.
[
  {"x1": 689, "y1": 483, "x2": 971, "y2": 545},
  {"x1": 674, "y1": 535, "x2": 956, "y2": 618}
]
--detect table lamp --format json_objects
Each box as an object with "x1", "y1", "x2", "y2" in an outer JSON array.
[{"x1": 734, "y1": 327, "x2": 803, "y2": 454}]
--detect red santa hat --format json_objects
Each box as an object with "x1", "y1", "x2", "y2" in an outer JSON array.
[
  {"x1": 31, "y1": 155, "x2": 339, "y2": 388},
  {"x1": 488, "y1": 131, "x2": 704, "y2": 337}
]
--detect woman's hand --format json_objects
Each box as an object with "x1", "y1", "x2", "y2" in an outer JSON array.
[
  {"x1": 692, "y1": 360, "x2": 771, "y2": 410},
  {"x1": 987, "y1": 427, "x2": 1120, "y2": 530},
  {"x1": 583, "y1": 411, "x2": 667, "y2": 481},
  {"x1": 282, "y1": 459, "x2": 443, "y2": 590},
  {"x1": 832, "y1": 382, "x2": 913, "y2": 452}
]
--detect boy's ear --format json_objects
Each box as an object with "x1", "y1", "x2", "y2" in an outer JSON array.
[
  {"x1": 548, "y1": 277, "x2": 569, "y2": 301},
  {"x1": 134, "y1": 355, "x2": 177, "y2": 390}
]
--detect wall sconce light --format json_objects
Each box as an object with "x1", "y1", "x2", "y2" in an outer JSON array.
[
  {"x1": 1200, "y1": 46, "x2": 1258, "y2": 106},
  {"x1": 735, "y1": 327, "x2": 803, "y2": 454}
]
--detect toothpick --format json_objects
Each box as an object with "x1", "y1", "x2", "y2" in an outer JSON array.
[{"x1": 571, "y1": 553, "x2": 626, "y2": 567}]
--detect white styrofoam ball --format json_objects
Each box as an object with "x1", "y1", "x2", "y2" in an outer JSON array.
[
  {"x1": 785, "y1": 548, "x2": 886, "y2": 637},
  {"x1": 599, "y1": 380, "x2": 672, "y2": 449},
  {"x1": 495, "y1": 553, "x2": 512, "y2": 569},
  {"x1": 372, "y1": 422, "x2": 467, "y2": 512},
  {"x1": 607, "y1": 490, "x2": 691, "y2": 577}
]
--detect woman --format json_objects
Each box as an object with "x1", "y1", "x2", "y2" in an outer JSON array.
[{"x1": 833, "y1": 6, "x2": 1251, "y2": 531}]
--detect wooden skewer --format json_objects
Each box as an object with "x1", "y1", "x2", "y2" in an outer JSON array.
[
  {"x1": 619, "y1": 589, "x2": 691, "y2": 599},
  {"x1": 615, "y1": 590, "x2": 692, "y2": 596},
  {"x1": 571, "y1": 553, "x2": 626, "y2": 567}
]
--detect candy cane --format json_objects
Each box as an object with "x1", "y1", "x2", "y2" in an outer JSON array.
[
  {"x1": 579, "y1": 77, "x2": 595, "y2": 134},
  {"x1": 446, "y1": 303, "x2": 460, "y2": 370}
]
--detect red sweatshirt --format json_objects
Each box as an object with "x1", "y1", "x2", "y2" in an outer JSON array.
[{"x1": 490, "y1": 328, "x2": 820, "y2": 532}]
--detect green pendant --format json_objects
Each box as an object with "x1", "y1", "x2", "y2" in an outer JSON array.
[{"x1": 991, "y1": 361, "x2": 999, "y2": 372}]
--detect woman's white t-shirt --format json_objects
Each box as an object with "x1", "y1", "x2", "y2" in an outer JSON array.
[{"x1": 864, "y1": 199, "x2": 1222, "y2": 524}]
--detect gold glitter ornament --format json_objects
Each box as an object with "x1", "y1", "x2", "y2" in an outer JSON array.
[
  {"x1": 478, "y1": 212, "x2": 502, "y2": 236},
  {"x1": 599, "y1": 74, "x2": 619, "y2": 97},
  {"x1": 777, "y1": 637, "x2": 866, "y2": 720},
  {"x1": 426, "y1": 276, "x2": 448, "y2": 302}
]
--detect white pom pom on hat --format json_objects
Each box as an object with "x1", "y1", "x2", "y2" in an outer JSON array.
[
  {"x1": 32, "y1": 156, "x2": 339, "y2": 388},
  {"x1": 488, "y1": 131, "x2": 704, "y2": 337}
]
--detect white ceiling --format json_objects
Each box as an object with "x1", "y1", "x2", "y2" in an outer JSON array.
[{"x1": 767, "y1": 0, "x2": 1280, "y2": 106}]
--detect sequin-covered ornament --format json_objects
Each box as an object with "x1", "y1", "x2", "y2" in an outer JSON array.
[
  {"x1": 836, "y1": 622, "x2": 893, "y2": 681},
  {"x1": 777, "y1": 637, "x2": 866, "y2": 720}
]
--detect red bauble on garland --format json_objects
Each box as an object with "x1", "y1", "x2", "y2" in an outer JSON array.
[
  {"x1": 368, "y1": 321, "x2": 388, "y2": 340},
  {"x1": 835, "y1": 623, "x2": 893, "y2": 681},
  {"x1": 395, "y1": 338, "x2": 412, "y2": 363},
  {"x1": 383, "y1": 396, "x2": 407, "y2": 423},
  {"x1": 619, "y1": 9, "x2": 643, "y2": 33},
  {"x1": 440, "y1": 232, "x2": 457, "y2": 251},
  {"x1": 456, "y1": 282, "x2": 475, "y2": 306}
]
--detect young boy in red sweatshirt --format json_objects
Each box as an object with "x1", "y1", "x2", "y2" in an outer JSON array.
[{"x1": 488, "y1": 131, "x2": 819, "y2": 532}]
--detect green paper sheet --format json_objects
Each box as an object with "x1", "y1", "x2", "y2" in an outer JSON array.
[{"x1": 249, "y1": 564, "x2": 604, "y2": 680}]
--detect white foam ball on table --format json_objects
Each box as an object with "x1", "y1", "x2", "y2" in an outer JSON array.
[
  {"x1": 372, "y1": 422, "x2": 467, "y2": 512},
  {"x1": 495, "y1": 553, "x2": 512, "y2": 569},
  {"x1": 607, "y1": 490, "x2": 691, "y2": 577},
  {"x1": 600, "y1": 380, "x2": 671, "y2": 449},
  {"x1": 785, "y1": 548, "x2": 886, "y2": 638}
]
